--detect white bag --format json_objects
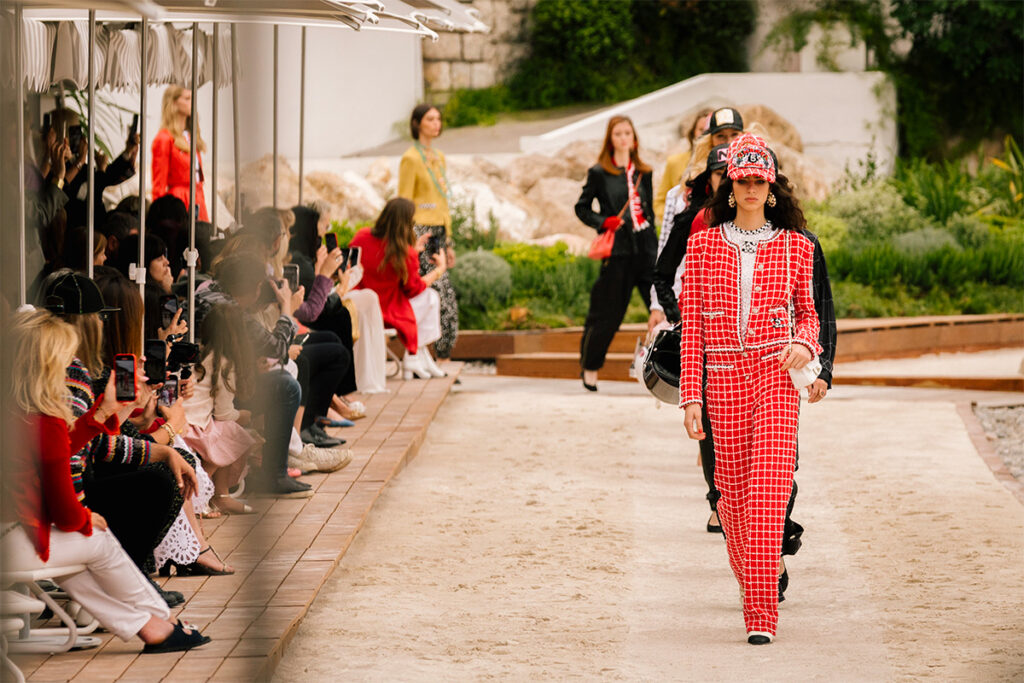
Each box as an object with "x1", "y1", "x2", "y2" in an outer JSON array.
[{"x1": 788, "y1": 355, "x2": 822, "y2": 396}]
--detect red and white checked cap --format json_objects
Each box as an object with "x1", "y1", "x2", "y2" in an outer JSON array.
[{"x1": 726, "y1": 133, "x2": 776, "y2": 183}]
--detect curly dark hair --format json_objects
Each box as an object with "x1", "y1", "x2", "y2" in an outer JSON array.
[{"x1": 704, "y1": 172, "x2": 807, "y2": 231}]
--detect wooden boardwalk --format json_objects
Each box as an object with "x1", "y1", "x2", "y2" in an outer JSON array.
[{"x1": 15, "y1": 365, "x2": 461, "y2": 682}]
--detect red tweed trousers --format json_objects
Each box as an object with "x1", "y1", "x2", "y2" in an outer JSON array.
[{"x1": 704, "y1": 347, "x2": 799, "y2": 636}]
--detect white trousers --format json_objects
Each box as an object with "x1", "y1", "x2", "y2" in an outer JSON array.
[
  {"x1": 344, "y1": 288, "x2": 388, "y2": 394},
  {"x1": 410, "y1": 287, "x2": 441, "y2": 351},
  {"x1": 2, "y1": 526, "x2": 169, "y2": 641}
]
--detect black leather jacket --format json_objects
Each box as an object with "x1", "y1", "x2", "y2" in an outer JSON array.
[{"x1": 575, "y1": 163, "x2": 657, "y2": 261}]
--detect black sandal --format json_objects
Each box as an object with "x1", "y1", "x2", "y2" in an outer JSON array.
[
  {"x1": 142, "y1": 620, "x2": 211, "y2": 654},
  {"x1": 162, "y1": 546, "x2": 235, "y2": 576}
]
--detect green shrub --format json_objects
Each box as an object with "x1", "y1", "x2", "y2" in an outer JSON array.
[
  {"x1": 328, "y1": 219, "x2": 367, "y2": 248},
  {"x1": 891, "y1": 227, "x2": 959, "y2": 254},
  {"x1": 450, "y1": 201, "x2": 500, "y2": 252},
  {"x1": 804, "y1": 210, "x2": 848, "y2": 253},
  {"x1": 943, "y1": 212, "x2": 991, "y2": 248},
  {"x1": 824, "y1": 180, "x2": 934, "y2": 244},
  {"x1": 442, "y1": 86, "x2": 511, "y2": 128},
  {"x1": 448, "y1": 250, "x2": 512, "y2": 328},
  {"x1": 891, "y1": 158, "x2": 983, "y2": 224}
]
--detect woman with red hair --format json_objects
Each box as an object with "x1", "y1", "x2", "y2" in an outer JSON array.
[
  {"x1": 151, "y1": 86, "x2": 208, "y2": 222},
  {"x1": 574, "y1": 116, "x2": 656, "y2": 391}
]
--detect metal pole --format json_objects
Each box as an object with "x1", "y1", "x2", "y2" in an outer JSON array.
[
  {"x1": 87, "y1": 9, "x2": 96, "y2": 279},
  {"x1": 272, "y1": 25, "x2": 279, "y2": 209},
  {"x1": 211, "y1": 23, "x2": 219, "y2": 233},
  {"x1": 138, "y1": 17, "x2": 148, "y2": 337},
  {"x1": 231, "y1": 24, "x2": 241, "y2": 224},
  {"x1": 15, "y1": 4, "x2": 26, "y2": 305},
  {"x1": 298, "y1": 26, "x2": 306, "y2": 206},
  {"x1": 188, "y1": 22, "x2": 198, "y2": 343}
]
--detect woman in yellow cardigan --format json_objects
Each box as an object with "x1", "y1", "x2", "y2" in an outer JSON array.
[{"x1": 397, "y1": 104, "x2": 458, "y2": 359}]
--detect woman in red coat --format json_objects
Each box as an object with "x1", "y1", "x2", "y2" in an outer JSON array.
[
  {"x1": 1, "y1": 308, "x2": 210, "y2": 653},
  {"x1": 151, "y1": 85, "x2": 208, "y2": 222},
  {"x1": 679, "y1": 134, "x2": 821, "y2": 645},
  {"x1": 350, "y1": 198, "x2": 447, "y2": 379}
]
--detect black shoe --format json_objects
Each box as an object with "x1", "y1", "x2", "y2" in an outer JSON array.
[
  {"x1": 147, "y1": 575, "x2": 184, "y2": 606},
  {"x1": 580, "y1": 371, "x2": 597, "y2": 392},
  {"x1": 706, "y1": 512, "x2": 722, "y2": 534},
  {"x1": 300, "y1": 424, "x2": 344, "y2": 448},
  {"x1": 747, "y1": 633, "x2": 773, "y2": 645},
  {"x1": 142, "y1": 620, "x2": 211, "y2": 654},
  {"x1": 778, "y1": 568, "x2": 789, "y2": 603},
  {"x1": 782, "y1": 521, "x2": 804, "y2": 556}
]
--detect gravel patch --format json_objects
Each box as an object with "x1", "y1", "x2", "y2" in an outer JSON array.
[{"x1": 973, "y1": 404, "x2": 1024, "y2": 480}]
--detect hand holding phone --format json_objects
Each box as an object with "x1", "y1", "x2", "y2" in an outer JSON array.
[
  {"x1": 114, "y1": 354, "x2": 138, "y2": 402},
  {"x1": 348, "y1": 247, "x2": 361, "y2": 269},
  {"x1": 144, "y1": 339, "x2": 167, "y2": 386},
  {"x1": 158, "y1": 375, "x2": 179, "y2": 408},
  {"x1": 283, "y1": 264, "x2": 300, "y2": 293}
]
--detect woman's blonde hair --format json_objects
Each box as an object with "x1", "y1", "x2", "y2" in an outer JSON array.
[
  {"x1": 160, "y1": 85, "x2": 207, "y2": 154},
  {"x1": 65, "y1": 313, "x2": 104, "y2": 378},
  {"x1": 11, "y1": 309, "x2": 78, "y2": 424}
]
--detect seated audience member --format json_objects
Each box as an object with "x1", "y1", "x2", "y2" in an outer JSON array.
[
  {"x1": 182, "y1": 304, "x2": 259, "y2": 515},
  {"x1": 194, "y1": 253, "x2": 312, "y2": 497},
  {"x1": 93, "y1": 268, "x2": 231, "y2": 576},
  {"x1": 147, "y1": 195, "x2": 189, "y2": 280},
  {"x1": 351, "y1": 198, "x2": 447, "y2": 380},
  {"x1": 114, "y1": 233, "x2": 174, "y2": 294},
  {"x1": 62, "y1": 225, "x2": 108, "y2": 272},
  {"x1": 2, "y1": 308, "x2": 210, "y2": 653},
  {"x1": 100, "y1": 210, "x2": 140, "y2": 264},
  {"x1": 294, "y1": 202, "x2": 388, "y2": 394}
]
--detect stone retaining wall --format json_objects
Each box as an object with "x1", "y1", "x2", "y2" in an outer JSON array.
[{"x1": 422, "y1": 0, "x2": 535, "y2": 99}]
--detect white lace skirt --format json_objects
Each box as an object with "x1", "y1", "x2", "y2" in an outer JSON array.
[{"x1": 153, "y1": 437, "x2": 215, "y2": 570}]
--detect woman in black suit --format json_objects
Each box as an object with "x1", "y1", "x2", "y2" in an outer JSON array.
[{"x1": 574, "y1": 116, "x2": 656, "y2": 391}]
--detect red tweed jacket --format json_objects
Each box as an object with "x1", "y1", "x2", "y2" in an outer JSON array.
[{"x1": 679, "y1": 224, "x2": 822, "y2": 407}]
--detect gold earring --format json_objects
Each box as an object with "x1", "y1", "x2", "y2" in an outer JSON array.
[
  {"x1": 728, "y1": 192, "x2": 736, "y2": 208},
  {"x1": 767, "y1": 192, "x2": 777, "y2": 207}
]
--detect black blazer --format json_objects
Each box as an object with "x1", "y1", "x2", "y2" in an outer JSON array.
[{"x1": 575, "y1": 163, "x2": 657, "y2": 260}]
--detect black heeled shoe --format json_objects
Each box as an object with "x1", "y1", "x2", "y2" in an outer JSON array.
[
  {"x1": 706, "y1": 512, "x2": 722, "y2": 534},
  {"x1": 580, "y1": 371, "x2": 597, "y2": 392},
  {"x1": 747, "y1": 632, "x2": 774, "y2": 645},
  {"x1": 778, "y1": 568, "x2": 789, "y2": 603}
]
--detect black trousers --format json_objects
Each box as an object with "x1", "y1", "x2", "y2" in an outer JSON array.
[
  {"x1": 699, "y1": 377, "x2": 804, "y2": 556},
  {"x1": 580, "y1": 254, "x2": 652, "y2": 371},
  {"x1": 296, "y1": 331, "x2": 350, "y2": 430},
  {"x1": 83, "y1": 463, "x2": 180, "y2": 571},
  {"x1": 309, "y1": 302, "x2": 358, "y2": 396}
]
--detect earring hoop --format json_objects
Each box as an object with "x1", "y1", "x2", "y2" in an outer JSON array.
[
  {"x1": 728, "y1": 192, "x2": 736, "y2": 208},
  {"x1": 767, "y1": 192, "x2": 777, "y2": 208}
]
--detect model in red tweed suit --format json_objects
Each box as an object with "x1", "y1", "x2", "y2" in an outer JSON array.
[{"x1": 679, "y1": 134, "x2": 822, "y2": 645}]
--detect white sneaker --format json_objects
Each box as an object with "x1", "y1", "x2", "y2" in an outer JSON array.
[
  {"x1": 419, "y1": 348, "x2": 447, "y2": 378},
  {"x1": 288, "y1": 444, "x2": 352, "y2": 473}
]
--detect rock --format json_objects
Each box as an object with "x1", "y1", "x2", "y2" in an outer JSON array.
[
  {"x1": 738, "y1": 104, "x2": 804, "y2": 153},
  {"x1": 471, "y1": 156, "x2": 509, "y2": 184},
  {"x1": 525, "y1": 176, "x2": 589, "y2": 240},
  {"x1": 506, "y1": 154, "x2": 573, "y2": 194},
  {"x1": 773, "y1": 145, "x2": 838, "y2": 202},
  {"x1": 553, "y1": 140, "x2": 601, "y2": 181},
  {"x1": 305, "y1": 170, "x2": 385, "y2": 223},
  {"x1": 451, "y1": 179, "x2": 539, "y2": 242},
  {"x1": 365, "y1": 157, "x2": 393, "y2": 198},
  {"x1": 238, "y1": 154, "x2": 301, "y2": 210}
]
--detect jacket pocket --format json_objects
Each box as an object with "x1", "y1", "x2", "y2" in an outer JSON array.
[
  {"x1": 767, "y1": 305, "x2": 789, "y2": 329},
  {"x1": 702, "y1": 310, "x2": 724, "y2": 319}
]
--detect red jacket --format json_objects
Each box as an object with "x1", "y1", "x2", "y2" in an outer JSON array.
[
  {"x1": 349, "y1": 228, "x2": 427, "y2": 353},
  {"x1": 151, "y1": 128, "x2": 209, "y2": 221},
  {"x1": 4, "y1": 402, "x2": 119, "y2": 561},
  {"x1": 679, "y1": 225, "x2": 822, "y2": 407}
]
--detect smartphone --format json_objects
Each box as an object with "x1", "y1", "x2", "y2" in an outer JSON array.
[
  {"x1": 167, "y1": 341, "x2": 200, "y2": 369},
  {"x1": 144, "y1": 339, "x2": 167, "y2": 385},
  {"x1": 324, "y1": 232, "x2": 338, "y2": 252},
  {"x1": 160, "y1": 294, "x2": 179, "y2": 330},
  {"x1": 337, "y1": 247, "x2": 351, "y2": 272},
  {"x1": 43, "y1": 112, "x2": 51, "y2": 132},
  {"x1": 348, "y1": 247, "x2": 361, "y2": 269},
  {"x1": 427, "y1": 235, "x2": 443, "y2": 256},
  {"x1": 61, "y1": 120, "x2": 68, "y2": 142},
  {"x1": 113, "y1": 354, "x2": 137, "y2": 402},
  {"x1": 130, "y1": 113, "x2": 139, "y2": 135},
  {"x1": 158, "y1": 375, "x2": 178, "y2": 408},
  {"x1": 283, "y1": 264, "x2": 299, "y2": 292},
  {"x1": 68, "y1": 125, "x2": 83, "y2": 152}
]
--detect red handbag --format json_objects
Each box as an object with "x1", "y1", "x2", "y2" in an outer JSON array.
[{"x1": 587, "y1": 201, "x2": 630, "y2": 260}]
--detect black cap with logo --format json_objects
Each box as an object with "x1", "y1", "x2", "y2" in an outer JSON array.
[{"x1": 707, "y1": 107, "x2": 744, "y2": 136}]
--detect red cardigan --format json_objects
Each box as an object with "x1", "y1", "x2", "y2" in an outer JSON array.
[
  {"x1": 151, "y1": 128, "x2": 209, "y2": 221},
  {"x1": 5, "y1": 402, "x2": 119, "y2": 561},
  {"x1": 349, "y1": 228, "x2": 427, "y2": 353}
]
